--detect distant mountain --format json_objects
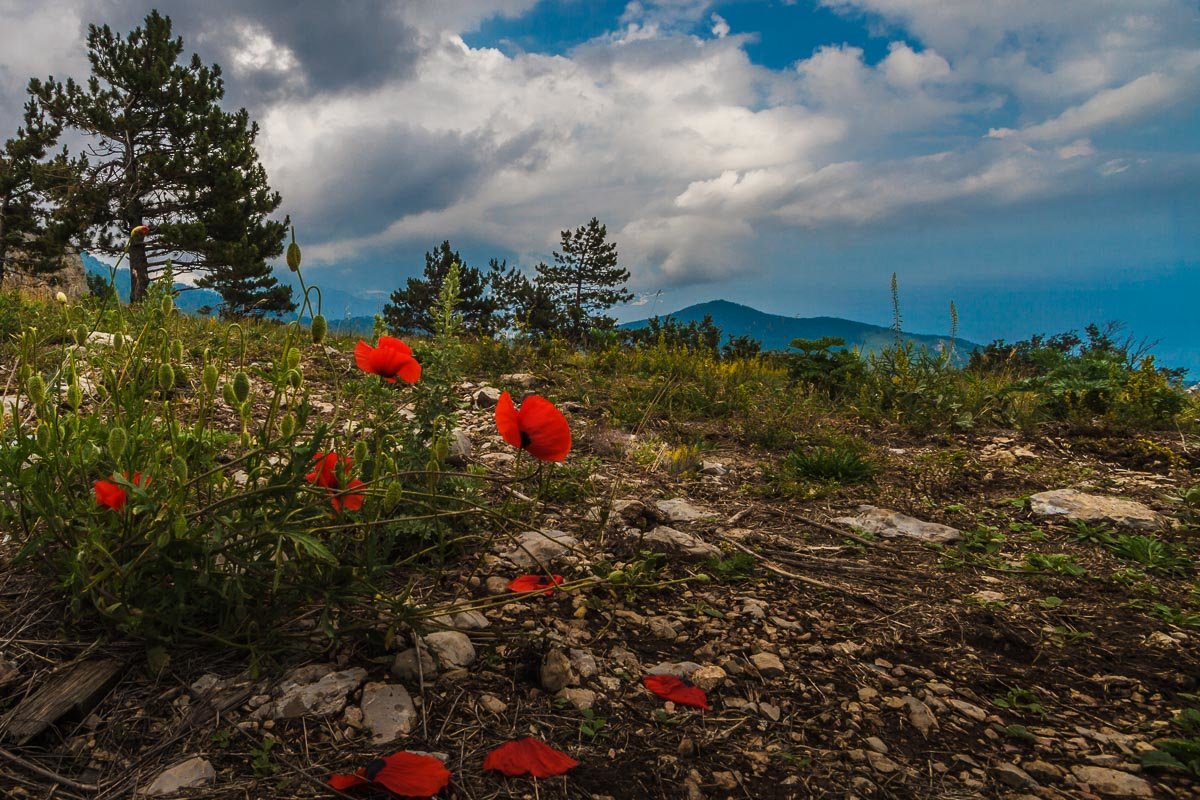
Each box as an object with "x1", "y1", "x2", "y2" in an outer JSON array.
[{"x1": 621, "y1": 300, "x2": 979, "y2": 357}]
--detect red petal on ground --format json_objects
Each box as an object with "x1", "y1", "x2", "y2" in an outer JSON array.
[
  {"x1": 483, "y1": 738, "x2": 579, "y2": 778},
  {"x1": 642, "y1": 675, "x2": 711, "y2": 710},
  {"x1": 327, "y1": 771, "x2": 369, "y2": 791},
  {"x1": 506, "y1": 574, "x2": 564, "y2": 595},
  {"x1": 94, "y1": 479, "x2": 127, "y2": 511},
  {"x1": 516, "y1": 395, "x2": 571, "y2": 461},
  {"x1": 370, "y1": 751, "x2": 452, "y2": 797},
  {"x1": 494, "y1": 391, "x2": 522, "y2": 450}
]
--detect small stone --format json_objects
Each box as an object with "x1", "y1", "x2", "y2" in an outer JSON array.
[
  {"x1": 479, "y1": 694, "x2": 508, "y2": 714},
  {"x1": 1069, "y1": 766, "x2": 1153, "y2": 797},
  {"x1": 644, "y1": 526, "x2": 721, "y2": 559},
  {"x1": 451, "y1": 610, "x2": 490, "y2": 630},
  {"x1": 569, "y1": 649, "x2": 599, "y2": 679},
  {"x1": 904, "y1": 697, "x2": 939, "y2": 737},
  {"x1": 711, "y1": 771, "x2": 738, "y2": 790},
  {"x1": 647, "y1": 616, "x2": 679, "y2": 639},
  {"x1": 689, "y1": 665, "x2": 727, "y2": 691},
  {"x1": 654, "y1": 498, "x2": 716, "y2": 523},
  {"x1": 647, "y1": 661, "x2": 702, "y2": 678},
  {"x1": 1024, "y1": 760, "x2": 1064, "y2": 783},
  {"x1": 391, "y1": 646, "x2": 437, "y2": 682},
  {"x1": 423, "y1": 632, "x2": 476, "y2": 668},
  {"x1": 473, "y1": 387, "x2": 501, "y2": 408},
  {"x1": 760, "y1": 702, "x2": 781, "y2": 721},
  {"x1": 833, "y1": 506, "x2": 961, "y2": 544},
  {"x1": 857, "y1": 686, "x2": 880, "y2": 703},
  {"x1": 555, "y1": 687, "x2": 597, "y2": 710},
  {"x1": 500, "y1": 372, "x2": 539, "y2": 388},
  {"x1": 445, "y1": 429, "x2": 472, "y2": 467},
  {"x1": 750, "y1": 652, "x2": 785, "y2": 677},
  {"x1": 141, "y1": 757, "x2": 216, "y2": 796},
  {"x1": 1029, "y1": 489, "x2": 1165, "y2": 531},
  {"x1": 992, "y1": 763, "x2": 1038, "y2": 790},
  {"x1": 342, "y1": 706, "x2": 364, "y2": 729},
  {"x1": 360, "y1": 683, "x2": 417, "y2": 744},
  {"x1": 500, "y1": 529, "x2": 580, "y2": 568},
  {"x1": 946, "y1": 698, "x2": 987, "y2": 722},
  {"x1": 485, "y1": 576, "x2": 510, "y2": 594},
  {"x1": 866, "y1": 751, "x2": 901, "y2": 774},
  {"x1": 272, "y1": 668, "x2": 367, "y2": 719},
  {"x1": 0, "y1": 659, "x2": 20, "y2": 688},
  {"x1": 700, "y1": 461, "x2": 727, "y2": 476},
  {"x1": 864, "y1": 736, "x2": 888, "y2": 754},
  {"x1": 540, "y1": 649, "x2": 579, "y2": 692},
  {"x1": 678, "y1": 737, "x2": 697, "y2": 758}
]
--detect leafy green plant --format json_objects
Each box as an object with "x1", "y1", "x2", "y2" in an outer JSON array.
[
  {"x1": 1025, "y1": 553, "x2": 1087, "y2": 577},
  {"x1": 781, "y1": 441, "x2": 878, "y2": 484},
  {"x1": 1109, "y1": 534, "x2": 1193, "y2": 576},
  {"x1": 703, "y1": 552, "x2": 758, "y2": 583},
  {"x1": 1142, "y1": 708, "x2": 1200, "y2": 777},
  {"x1": 993, "y1": 687, "x2": 1045, "y2": 715},
  {"x1": 578, "y1": 708, "x2": 608, "y2": 740}
]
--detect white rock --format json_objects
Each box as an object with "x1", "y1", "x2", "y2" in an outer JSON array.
[
  {"x1": 272, "y1": 668, "x2": 367, "y2": 719},
  {"x1": 360, "y1": 682, "x2": 417, "y2": 744},
  {"x1": 555, "y1": 687, "x2": 597, "y2": 710},
  {"x1": 750, "y1": 652, "x2": 786, "y2": 677},
  {"x1": 647, "y1": 661, "x2": 702, "y2": 678},
  {"x1": 142, "y1": 757, "x2": 216, "y2": 796},
  {"x1": 689, "y1": 665, "x2": 727, "y2": 691},
  {"x1": 392, "y1": 646, "x2": 436, "y2": 682},
  {"x1": 654, "y1": 498, "x2": 716, "y2": 523},
  {"x1": 479, "y1": 694, "x2": 508, "y2": 714},
  {"x1": 540, "y1": 649, "x2": 579, "y2": 692},
  {"x1": 569, "y1": 649, "x2": 599, "y2": 679},
  {"x1": 834, "y1": 506, "x2": 961, "y2": 544},
  {"x1": 500, "y1": 529, "x2": 580, "y2": 568},
  {"x1": 644, "y1": 526, "x2": 721, "y2": 559},
  {"x1": 1069, "y1": 765, "x2": 1153, "y2": 797},
  {"x1": 500, "y1": 372, "x2": 539, "y2": 388},
  {"x1": 473, "y1": 386, "x2": 502, "y2": 408},
  {"x1": 1030, "y1": 490, "x2": 1165, "y2": 531},
  {"x1": 700, "y1": 461, "x2": 728, "y2": 476},
  {"x1": 423, "y1": 631, "x2": 476, "y2": 668}
]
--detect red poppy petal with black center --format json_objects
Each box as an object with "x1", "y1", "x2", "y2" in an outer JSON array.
[
  {"x1": 507, "y1": 574, "x2": 564, "y2": 595},
  {"x1": 642, "y1": 675, "x2": 711, "y2": 710},
  {"x1": 94, "y1": 479, "x2": 127, "y2": 511},
  {"x1": 483, "y1": 738, "x2": 578, "y2": 778},
  {"x1": 494, "y1": 391, "x2": 522, "y2": 450},
  {"x1": 354, "y1": 339, "x2": 377, "y2": 373},
  {"x1": 515, "y1": 395, "x2": 571, "y2": 461},
  {"x1": 369, "y1": 752, "x2": 452, "y2": 797}
]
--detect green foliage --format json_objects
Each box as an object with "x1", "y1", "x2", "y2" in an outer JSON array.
[
  {"x1": 29, "y1": 10, "x2": 291, "y2": 311},
  {"x1": 1109, "y1": 534, "x2": 1193, "y2": 576},
  {"x1": 577, "y1": 708, "x2": 608, "y2": 740},
  {"x1": 536, "y1": 217, "x2": 632, "y2": 343},
  {"x1": 781, "y1": 440, "x2": 878, "y2": 484},
  {"x1": 1142, "y1": 708, "x2": 1200, "y2": 778},
  {"x1": 785, "y1": 337, "x2": 864, "y2": 396},
  {"x1": 1025, "y1": 553, "x2": 1087, "y2": 577},
  {"x1": 382, "y1": 242, "x2": 501, "y2": 336},
  {"x1": 703, "y1": 551, "x2": 757, "y2": 582},
  {"x1": 993, "y1": 687, "x2": 1045, "y2": 715}
]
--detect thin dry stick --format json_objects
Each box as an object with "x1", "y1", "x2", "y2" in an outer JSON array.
[
  {"x1": 771, "y1": 507, "x2": 884, "y2": 549},
  {"x1": 718, "y1": 535, "x2": 886, "y2": 610},
  {"x1": 0, "y1": 746, "x2": 98, "y2": 793}
]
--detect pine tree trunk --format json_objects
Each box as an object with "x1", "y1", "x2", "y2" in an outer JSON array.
[{"x1": 129, "y1": 232, "x2": 149, "y2": 302}]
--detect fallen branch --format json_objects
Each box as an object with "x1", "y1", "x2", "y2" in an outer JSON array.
[
  {"x1": 0, "y1": 745, "x2": 98, "y2": 793},
  {"x1": 718, "y1": 535, "x2": 886, "y2": 611}
]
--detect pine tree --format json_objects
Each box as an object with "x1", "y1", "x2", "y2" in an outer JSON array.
[
  {"x1": 29, "y1": 11, "x2": 291, "y2": 312},
  {"x1": 489, "y1": 260, "x2": 561, "y2": 338},
  {"x1": 0, "y1": 96, "x2": 78, "y2": 284},
  {"x1": 382, "y1": 241, "x2": 499, "y2": 336},
  {"x1": 536, "y1": 217, "x2": 632, "y2": 342}
]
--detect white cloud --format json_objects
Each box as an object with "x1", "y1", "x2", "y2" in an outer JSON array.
[{"x1": 710, "y1": 13, "x2": 730, "y2": 39}]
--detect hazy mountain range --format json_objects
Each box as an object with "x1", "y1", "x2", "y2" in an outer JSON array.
[{"x1": 620, "y1": 300, "x2": 978, "y2": 356}]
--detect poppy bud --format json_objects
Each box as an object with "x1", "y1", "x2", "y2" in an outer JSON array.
[
  {"x1": 222, "y1": 383, "x2": 238, "y2": 407},
  {"x1": 353, "y1": 440, "x2": 368, "y2": 466},
  {"x1": 170, "y1": 339, "x2": 183, "y2": 362},
  {"x1": 75, "y1": 325, "x2": 88, "y2": 346},
  {"x1": 280, "y1": 413, "x2": 296, "y2": 438},
  {"x1": 35, "y1": 421, "x2": 51, "y2": 449},
  {"x1": 161, "y1": 294, "x2": 174, "y2": 315},
  {"x1": 285, "y1": 347, "x2": 301, "y2": 370},
  {"x1": 157, "y1": 364, "x2": 175, "y2": 392},
  {"x1": 26, "y1": 374, "x2": 46, "y2": 406},
  {"x1": 18, "y1": 364, "x2": 32, "y2": 383},
  {"x1": 174, "y1": 515, "x2": 187, "y2": 539},
  {"x1": 55, "y1": 291, "x2": 68, "y2": 304},
  {"x1": 173, "y1": 456, "x2": 188, "y2": 481},
  {"x1": 67, "y1": 383, "x2": 83, "y2": 410},
  {"x1": 113, "y1": 332, "x2": 125, "y2": 350},
  {"x1": 286, "y1": 369, "x2": 302, "y2": 389},
  {"x1": 131, "y1": 225, "x2": 150, "y2": 238},
  {"x1": 607, "y1": 569, "x2": 627, "y2": 584},
  {"x1": 286, "y1": 241, "x2": 301, "y2": 272},
  {"x1": 202, "y1": 363, "x2": 219, "y2": 394},
  {"x1": 232, "y1": 371, "x2": 251, "y2": 403},
  {"x1": 311, "y1": 315, "x2": 327, "y2": 344},
  {"x1": 384, "y1": 481, "x2": 403, "y2": 509}
]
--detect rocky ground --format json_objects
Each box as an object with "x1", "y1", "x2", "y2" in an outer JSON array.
[{"x1": 1, "y1": 362, "x2": 1198, "y2": 799}]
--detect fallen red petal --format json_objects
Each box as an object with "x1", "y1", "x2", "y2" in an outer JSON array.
[
  {"x1": 483, "y1": 737, "x2": 578, "y2": 778},
  {"x1": 642, "y1": 674, "x2": 711, "y2": 710},
  {"x1": 370, "y1": 751, "x2": 452, "y2": 797},
  {"x1": 507, "y1": 574, "x2": 564, "y2": 595}
]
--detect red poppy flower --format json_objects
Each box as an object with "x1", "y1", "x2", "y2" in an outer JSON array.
[
  {"x1": 482, "y1": 738, "x2": 578, "y2": 778},
  {"x1": 306, "y1": 452, "x2": 366, "y2": 512},
  {"x1": 94, "y1": 472, "x2": 151, "y2": 512},
  {"x1": 507, "y1": 574, "x2": 565, "y2": 595},
  {"x1": 355, "y1": 336, "x2": 421, "y2": 384},
  {"x1": 494, "y1": 392, "x2": 571, "y2": 462},
  {"x1": 642, "y1": 675, "x2": 710, "y2": 710},
  {"x1": 328, "y1": 751, "x2": 451, "y2": 798}
]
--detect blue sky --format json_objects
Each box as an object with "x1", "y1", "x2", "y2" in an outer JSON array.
[{"x1": 1, "y1": 1, "x2": 1197, "y2": 373}]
